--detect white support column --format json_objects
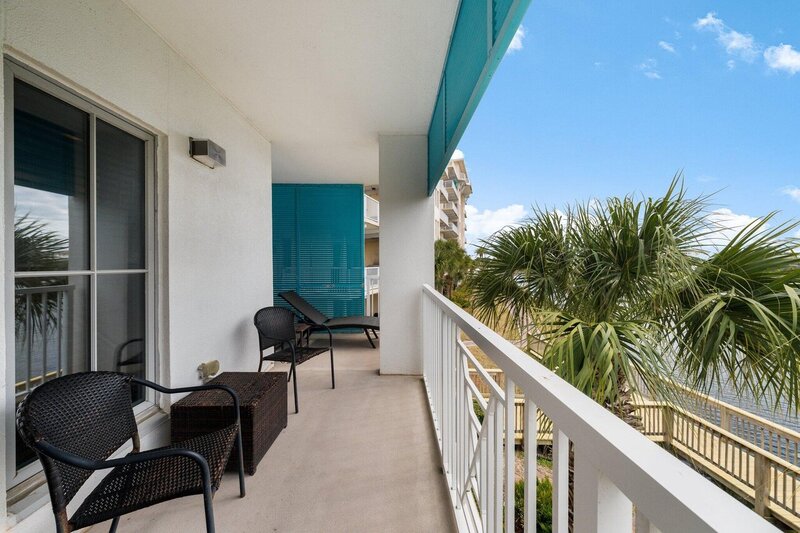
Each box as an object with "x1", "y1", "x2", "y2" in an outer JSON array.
[
  {"x1": 378, "y1": 135, "x2": 433, "y2": 375},
  {"x1": 574, "y1": 448, "x2": 633, "y2": 532}
]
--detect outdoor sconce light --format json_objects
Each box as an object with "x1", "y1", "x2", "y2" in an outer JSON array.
[{"x1": 189, "y1": 138, "x2": 226, "y2": 169}]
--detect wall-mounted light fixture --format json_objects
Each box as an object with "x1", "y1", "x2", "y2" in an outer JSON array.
[{"x1": 189, "y1": 138, "x2": 226, "y2": 169}]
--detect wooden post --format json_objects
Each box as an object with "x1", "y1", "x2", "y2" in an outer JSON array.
[
  {"x1": 662, "y1": 406, "x2": 673, "y2": 450},
  {"x1": 719, "y1": 406, "x2": 730, "y2": 432},
  {"x1": 753, "y1": 454, "x2": 770, "y2": 517}
]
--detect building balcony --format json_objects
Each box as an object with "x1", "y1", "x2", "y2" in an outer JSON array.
[
  {"x1": 364, "y1": 194, "x2": 379, "y2": 227},
  {"x1": 443, "y1": 200, "x2": 458, "y2": 218},
  {"x1": 443, "y1": 180, "x2": 460, "y2": 202},
  {"x1": 441, "y1": 220, "x2": 459, "y2": 240}
]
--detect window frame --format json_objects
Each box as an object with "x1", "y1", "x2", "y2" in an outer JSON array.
[{"x1": 3, "y1": 58, "x2": 159, "y2": 488}]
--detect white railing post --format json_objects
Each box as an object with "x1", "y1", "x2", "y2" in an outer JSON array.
[
  {"x1": 505, "y1": 378, "x2": 516, "y2": 533},
  {"x1": 552, "y1": 426, "x2": 570, "y2": 533},
  {"x1": 524, "y1": 398, "x2": 538, "y2": 533},
  {"x1": 482, "y1": 399, "x2": 492, "y2": 530},
  {"x1": 574, "y1": 449, "x2": 632, "y2": 532}
]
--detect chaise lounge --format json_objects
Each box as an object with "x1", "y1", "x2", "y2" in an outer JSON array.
[{"x1": 278, "y1": 290, "x2": 380, "y2": 348}]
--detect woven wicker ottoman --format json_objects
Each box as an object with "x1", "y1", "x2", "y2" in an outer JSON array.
[{"x1": 171, "y1": 371, "x2": 287, "y2": 475}]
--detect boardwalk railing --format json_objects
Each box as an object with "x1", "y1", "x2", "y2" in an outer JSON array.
[
  {"x1": 468, "y1": 367, "x2": 800, "y2": 528},
  {"x1": 637, "y1": 401, "x2": 800, "y2": 529},
  {"x1": 422, "y1": 285, "x2": 775, "y2": 533}
]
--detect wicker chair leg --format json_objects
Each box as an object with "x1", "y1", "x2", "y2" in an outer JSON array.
[
  {"x1": 203, "y1": 488, "x2": 215, "y2": 533},
  {"x1": 235, "y1": 428, "x2": 246, "y2": 497},
  {"x1": 329, "y1": 349, "x2": 335, "y2": 390},
  {"x1": 109, "y1": 516, "x2": 120, "y2": 533},
  {"x1": 292, "y1": 364, "x2": 299, "y2": 413}
]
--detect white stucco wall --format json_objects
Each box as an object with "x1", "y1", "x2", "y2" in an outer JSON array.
[
  {"x1": 378, "y1": 135, "x2": 434, "y2": 375},
  {"x1": 1, "y1": 1, "x2": 273, "y2": 528}
]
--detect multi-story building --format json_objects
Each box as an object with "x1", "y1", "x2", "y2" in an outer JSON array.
[{"x1": 434, "y1": 154, "x2": 472, "y2": 248}]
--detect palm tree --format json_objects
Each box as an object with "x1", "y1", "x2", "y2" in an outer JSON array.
[
  {"x1": 469, "y1": 177, "x2": 800, "y2": 420},
  {"x1": 14, "y1": 214, "x2": 68, "y2": 330},
  {"x1": 435, "y1": 239, "x2": 473, "y2": 304}
]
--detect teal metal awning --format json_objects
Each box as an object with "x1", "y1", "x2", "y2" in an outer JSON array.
[{"x1": 427, "y1": 0, "x2": 532, "y2": 195}]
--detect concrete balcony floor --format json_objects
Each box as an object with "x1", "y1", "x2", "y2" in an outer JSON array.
[{"x1": 104, "y1": 335, "x2": 455, "y2": 532}]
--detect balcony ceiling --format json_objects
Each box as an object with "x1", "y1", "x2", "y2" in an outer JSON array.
[{"x1": 123, "y1": 0, "x2": 459, "y2": 185}]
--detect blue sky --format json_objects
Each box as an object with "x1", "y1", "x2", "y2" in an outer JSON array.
[{"x1": 459, "y1": 1, "x2": 800, "y2": 246}]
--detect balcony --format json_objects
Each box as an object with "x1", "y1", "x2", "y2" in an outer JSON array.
[
  {"x1": 364, "y1": 194, "x2": 379, "y2": 227},
  {"x1": 443, "y1": 200, "x2": 458, "y2": 218},
  {"x1": 23, "y1": 287, "x2": 779, "y2": 532},
  {"x1": 443, "y1": 180, "x2": 460, "y2": 202},
  {"x1": 441, "y1": 220, "x2": 459, "y2": 240},
  {"x1": 365, "y1": 266, "x2": 379, "y2": 316},
  {"x1": 116, "y1": 336, "x2": 455, "y2": 531}
]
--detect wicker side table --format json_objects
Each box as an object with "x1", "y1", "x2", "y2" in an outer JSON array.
[{"x1": 171, "y1": 371, "x2": 287, "y2": 475}]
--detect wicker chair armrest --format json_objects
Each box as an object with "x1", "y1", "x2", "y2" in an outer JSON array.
[
  {"x1": 132, "y1": 378, "x2": 241, "y2": 423},
  {"x1": 34, "y1": 439, "x2": 213, "y2": 480}
]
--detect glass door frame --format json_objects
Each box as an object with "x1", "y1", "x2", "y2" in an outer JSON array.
[{"x1": 3, "y1": 57, "x2": 158, "y2": 488}]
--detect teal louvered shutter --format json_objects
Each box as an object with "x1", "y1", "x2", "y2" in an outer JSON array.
[
  {"x1": 427, "y1": 0, "x2": 532, "y2": 193},
  {"x1": 272, "y1": 184, "x2": 365, "y2": 319}
]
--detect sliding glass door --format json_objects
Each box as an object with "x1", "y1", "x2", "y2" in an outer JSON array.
[{"x1": 5, "y1": 61, "x2": 156, "y2": 484}]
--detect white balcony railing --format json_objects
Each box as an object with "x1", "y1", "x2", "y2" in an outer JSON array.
[
  {"x1": 421, "y1": 285, "x2": 776, "y2": 533},
  {"x1": 15, "y1": 284, "x2": 75, "y2": 399},
  {"x1": 364, "y1": 194, "x2": 379, "y2": 226},
  {"x1": 365, "y1": 267, "x2": 379, "y2": 315}
]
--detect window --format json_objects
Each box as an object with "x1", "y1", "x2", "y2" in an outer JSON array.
[{"x1": 4, "y1": 61, "x2": 156, "y2": 485}]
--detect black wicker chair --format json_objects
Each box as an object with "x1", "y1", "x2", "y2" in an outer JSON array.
[
  {"x1": 254, "y1": 306, "x2": 333, "y2": 413},
  {"x1": 16, "y1": 372, "x2": 246, "y2": 533}
]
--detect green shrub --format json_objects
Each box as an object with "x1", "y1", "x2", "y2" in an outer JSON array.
[
  {"x1": 473, "y1": 398, "x2": 485, "y2": 424},
  {"x1": 514, "y1": 477, "x2": 552, "y2": 533}
]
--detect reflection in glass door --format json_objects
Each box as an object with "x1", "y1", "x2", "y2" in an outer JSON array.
[{"x1": 7, "y1": 66, "x2": 155, "y2": 479}]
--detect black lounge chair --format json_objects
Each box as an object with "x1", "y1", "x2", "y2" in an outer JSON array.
[
  {"x1": 278, "y1": 290, "x2": 379, "y2": 348},
  {"x1": 16, "y1": 371, "x2": 245, "y2": 533}
]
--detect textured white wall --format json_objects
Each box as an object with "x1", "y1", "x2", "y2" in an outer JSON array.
[
  {"x1": 2, "y1": 1, "x2": 272, "y2": 528},
  {"x1": 378, "y1": 135, "x2": 434, "y2": 375}
]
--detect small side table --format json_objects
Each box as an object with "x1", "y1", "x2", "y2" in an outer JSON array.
[
  {"x1": 295, "y1": 322, "x2": 312, "y2": 347},
  {"x1": 171, "y1": 371, "x2": 287, "y2": 475}
]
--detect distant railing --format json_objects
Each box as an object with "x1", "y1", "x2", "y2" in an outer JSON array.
[
  {"x1": 638, "y1": 402, "x2": 800, "y2": 528},
  {"x1": 365, "y1": 267, "x2": 379, "y2": 315},
  {"x1": 15, "y1": 284, "x2": 74, "y2": 399},
  {"x1": 422, "y1": 285, "x2": 775, "y2": 533},
  {"x1": 364, "y1": 195, "x2": 379, "y2": 225}
]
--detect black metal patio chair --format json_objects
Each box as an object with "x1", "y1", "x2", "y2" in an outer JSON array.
[
  {"x1": 16, "y1": 372, "x2": 245, "y2": 533},
  {"x1": 254, "y1": 306, "x2": 334, "y2": 414},
  {"x1": 278, "y1": 290, "x2": 379, "y2": 348}
]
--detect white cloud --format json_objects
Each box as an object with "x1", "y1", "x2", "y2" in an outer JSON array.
[
  {"x1": 637, "y1": 58, "x2": 662, "y2": 79},
  {"x1": 659, "y1": 41, "x2": 676, "y2": 54},
  {"x1": 507, "y1": 25, "x2": 526, "y2": 54},
  {"x1": 450, "y1": 149, "x2": 465, "y2": 161},
  {"x1": 708, "y1": 208, "x2": 759, "y2": 246},
  {"x1": 694, "y1": 12, "x2": 759, "y2": 63},
  {"x1": 727, "y1": 59, "x2": 736, "y2": 70},
  {"x1": 782, "y1": 187, "x2": 800, "y2": 202},
  {"x1": 464, "y1": 204, "x2": 528, "y2": 242},
  {"x1": 14, "y1": 186, "x2": 70, "y2": 238},
  {"x1": 764, "y1": 44, "x2": 800, "y2": 75}
]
